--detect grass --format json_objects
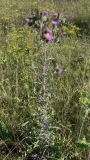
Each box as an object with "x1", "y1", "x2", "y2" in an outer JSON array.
[
  {"x1": 0, "y1": 0, "x2": 90, "y2": 160},
  {"x1": 56, "y1": 0, "x2": 90, "y2": 36},
  {"x1": 0, "y1": 156, "x2": 22, "y2": 160}
]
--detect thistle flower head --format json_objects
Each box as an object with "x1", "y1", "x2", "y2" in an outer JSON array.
[
  {"x1": 44, "y1": 33, "x2": 54, "y2": 42},
  {"x1": 53, "y1": 13, "x2": 58, "y2": 17},
  {"x1": 43, "y1": 11, "x2": 48, "y2": 16},
  {"x1": 52, "y1": 20, "x2": 58, "y2": 25}
]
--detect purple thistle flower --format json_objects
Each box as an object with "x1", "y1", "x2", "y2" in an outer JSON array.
[
  {"x1": 44, "y1": 33, "x2": 54, "y2": 42},
  {"x1": 43, "y1": 11, "x2": 48, "y2": 16},
  {"x1": 52, "y1": 20, "x2": 58, "y2": 25},
  {"x1": 53, "y1": 13, "x2": 58, "y2": 16},
  {"x1": 53, "y1": 13, "x2": 60, "y2": 20},
  {"x1": 55, "y1": 67, "x2": 64, "y2": 75}
]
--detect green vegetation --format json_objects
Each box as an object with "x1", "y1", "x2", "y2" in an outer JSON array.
[{"x1": 0, "y1": 0, "x2": 90, "y2": 159}]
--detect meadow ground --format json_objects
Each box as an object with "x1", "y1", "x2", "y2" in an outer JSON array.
[{"x1": 0, "y1": 0, "x2": 90, "y2": 160}]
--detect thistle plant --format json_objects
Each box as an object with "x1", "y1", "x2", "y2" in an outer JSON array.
[{"x1": 24, "y1": 10, "x2": 79, "y2": 43}]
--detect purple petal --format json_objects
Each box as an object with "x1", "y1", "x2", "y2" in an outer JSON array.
[
  {"x1": 53, "y1": 13, "x2": 58, "y2": 16},
  {"x1": 52, "y1": 20, "x2": 58, "y2": 25},
  {"x1": 43, "y1": 11, "x2": 48, "y2": 15},
  {"x1": 44, "y1": 33, "x2": 54, "y2": 42}
]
